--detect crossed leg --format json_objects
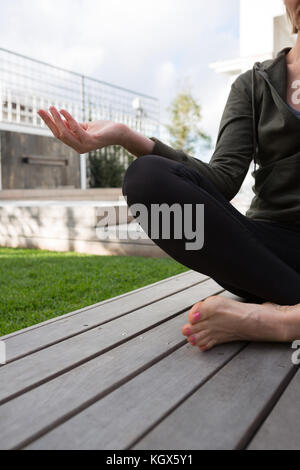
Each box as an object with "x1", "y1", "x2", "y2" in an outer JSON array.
[{"x1": 122, "y1": 155, "x2": 300, "y2": 350}]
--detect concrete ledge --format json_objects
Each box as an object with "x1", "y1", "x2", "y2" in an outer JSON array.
[
  {"x1": 0, "y1": 201, "x2": 168, "y2": 258},
  {"x1": 0, "y1": 235, "x2": 168, "y2": 258},
  {"x1": 0, "y1": 204, "x2": 133, "y2": 227},
  {"x1": 0, "y1": 188, "x2": 124, "y2": 201}
]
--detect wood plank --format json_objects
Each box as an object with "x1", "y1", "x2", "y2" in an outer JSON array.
[
  {"x1": 0, "y1": 313, "x2": 244, "y2": 450},
  {"x1": 25, "y1": 345, "x2": 245, "y2": 451},
  {"x1": 247, "y1": 367, "x2": 300, "y2": 450},
  {"x1": 0, "y1": 278, "x2": 224, "y2": 404},
  {"x1": 128, "y1": 343, "x2": 295, "y2": 450},
  {"x1": 1, "y1": 271, "x2": 208, "y2": 362}
]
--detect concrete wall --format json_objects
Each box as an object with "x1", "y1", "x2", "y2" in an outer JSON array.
[
  {"x1": 0, "y1": 201, "x2": 168, "y2": 258},
  {"x1": 0, "y1": 130, "x2": 81, "y2": 190}
]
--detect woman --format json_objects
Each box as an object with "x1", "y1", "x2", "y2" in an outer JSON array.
[{"x1": 38, "y1": 0, "x2": 300, "y2": 352}]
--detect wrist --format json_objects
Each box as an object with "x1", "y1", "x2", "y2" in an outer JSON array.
[
  {"x1": 122, "y1": 126, "x2": 155, "y2": 158},
  {"x1": 117, "y1": 123, "x2": 131, "y2": 147}
]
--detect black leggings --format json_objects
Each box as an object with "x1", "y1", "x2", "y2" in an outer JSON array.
[{"x1": 122, "y1": 154, "x2": 300, "y2": 306}]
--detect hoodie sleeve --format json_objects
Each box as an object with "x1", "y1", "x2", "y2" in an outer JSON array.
[{"x1": 148, "y1": 71, "x2": 254, "y2": 201}]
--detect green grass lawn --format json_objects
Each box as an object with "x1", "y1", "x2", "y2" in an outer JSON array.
[{"x1": 0, "y1": 247, "x2": 189, "y2": 336}]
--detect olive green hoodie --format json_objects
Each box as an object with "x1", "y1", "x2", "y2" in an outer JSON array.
[{"x1": 149, "y1": 46, "x2": 300, "y2": 226}]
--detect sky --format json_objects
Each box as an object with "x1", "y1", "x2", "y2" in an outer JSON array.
[{"x1": 0, "y1": 0, "x2": 240, "y2": 160}]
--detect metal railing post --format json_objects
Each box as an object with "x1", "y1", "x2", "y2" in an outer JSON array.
[
  {"x1": 0, "y1": 83, "x2": 2, "y2": 123},
  {"x1": 80, "y1": 75, "x2": 87, "y2": 190},
  {"x1": 0, "y1": 132, "x2": 3, "y2": 191}
]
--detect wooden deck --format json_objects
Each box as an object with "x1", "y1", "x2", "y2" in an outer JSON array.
[{"x1": 0, "y1": 270, "x2": 299, "y2": 450}]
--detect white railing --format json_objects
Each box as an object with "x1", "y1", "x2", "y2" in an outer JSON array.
[{"x1": 0, "y1": 47, "x2": 160, "y2": 138}]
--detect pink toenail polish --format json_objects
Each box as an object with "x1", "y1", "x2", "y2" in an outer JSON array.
[
  {"x1": 190, "y1": 336, "x2": 196, "y2": 345},
  {"x1": 193, "y1": 312, "x2": 201, "y2": 321},
  {"x1": 185, "y1": 328, "x2": 191, "y2": 336}
]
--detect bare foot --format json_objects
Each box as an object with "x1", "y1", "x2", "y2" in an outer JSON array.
[{"x1": 181, "y1": 295, "x2": 300, "y2": 352}]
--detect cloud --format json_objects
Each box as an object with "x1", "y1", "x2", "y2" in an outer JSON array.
[
  {"x1": 0, "y1": 0, "x2": 239, "y2": 147},
  {"x1": 155, "y1": 61, "x2": 178, "y2": 92},
  {"x1": 55, "y1": 46, "x2": 106, "y2": 75}
]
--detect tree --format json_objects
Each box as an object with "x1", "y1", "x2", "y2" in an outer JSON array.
[
  {"x1": 165, "y1": 79, "x2": 212, "y2": 155},
  {"x1": 88, "y1": 145, "x2": 133, "y2": 188}
]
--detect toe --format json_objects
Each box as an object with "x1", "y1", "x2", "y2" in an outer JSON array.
[
  {"x1": 181, "y1": 324, "x2": 192, "y2": 336},
  {"x1": 188, "y1": 295, "x2": 223, "y2": 325},
  {"x1": 188, "y1": 301, "x2": 205, "y2": 325},
  {"x1": 198, "y1": 339, "x2": 217, "y2": 352},
  {"x1": 193, "y1": 330, "x2": 211, "y2": 346},
  {"x1": 188, "y1": 335, "x2": 197, "y2": 346}
]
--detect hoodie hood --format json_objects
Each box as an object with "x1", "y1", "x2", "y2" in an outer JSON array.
[{"x1": 251, "y1": 47, "x2": 292, "y2": 172}]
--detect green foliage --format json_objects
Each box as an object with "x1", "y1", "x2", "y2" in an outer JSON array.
[
  {"x1": 86, "y1": 102, "x2": 134, "y2": 188},
  {"x1": 165, "y1": 79, "x2": 212, "y2": 155},
  {"x1": 88, "y1": 145, "x2": 134, "y2": 188},
  {"x1": 87, "y1": 144, "x2": 135, "y2": 188},
  {"x1": 0, "y1": 247, "x2": 189, "y2": 336}
]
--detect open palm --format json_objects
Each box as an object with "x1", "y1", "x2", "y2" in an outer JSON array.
[{"x1": 37, "y1": 106, "x2": 126, "y2": 154}]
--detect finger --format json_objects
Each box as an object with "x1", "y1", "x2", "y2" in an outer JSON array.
[
  {"x1": 60, "y1": 119, "x2": 81, "y2": 139},
  {"x1": 64, "y1": 120, "x2": 72, "y2": 131},
  {"x1": 60, "y1": 109, "x2": 86, "y2": 139},
  {"x1": 60, "y1": 117, "x2": 77, "y2": 136},
  {"x1": 37, "y1": 110, "x2": 59, "y2": 137},
  {"x1": 49, "y1": 107, "x2": 82, "y2": 148},
  {"x1": 49, "y1": 106, "x2": 69, "y2": 137},
  {"x1": 38, "y1": 108, "x2": 83, "y2": 152}
]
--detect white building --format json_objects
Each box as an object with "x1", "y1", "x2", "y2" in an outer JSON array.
[{"x1": 210, "y1": 0, "x2": 296, "y2": 84}]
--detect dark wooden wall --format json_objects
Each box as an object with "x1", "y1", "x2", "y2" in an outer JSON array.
[{"x1": 1, "y1": 131, "x2": 81, "y2": 190}]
